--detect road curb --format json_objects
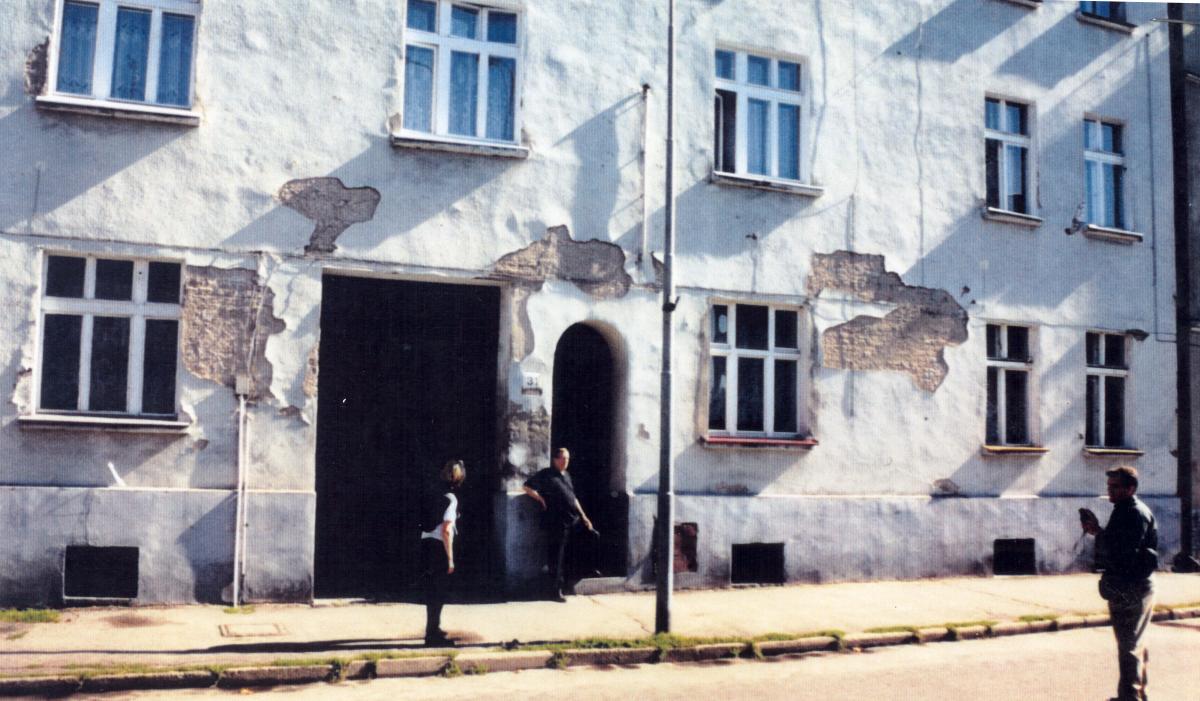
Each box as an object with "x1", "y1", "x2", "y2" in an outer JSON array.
[
  {"x1": 80, "y1": 671, "x2": 218, "y2": 693},
  {"x1": 217, "y1": 665, "x2": 334, "y2": 688}
]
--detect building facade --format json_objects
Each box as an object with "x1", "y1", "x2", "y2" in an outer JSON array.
[{"x1": 0, "y1": 0, "x2": 1184, "y2": 605}]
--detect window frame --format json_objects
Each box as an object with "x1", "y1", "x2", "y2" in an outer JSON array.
[
  {"x1": 1079, "y1": 2, "x2": 1126, "y2": 22},
  {"x1": 1085, "y1": 331, "x2": 1130, "y2": 449},
  {"x1": 984, "y1": 96, "x2": 1034, "y2": 216},
  {"x1": 707, "y1": 301, "x2": 807, "y2": 439},
  {"x1": 985, "y1": 322, "x2": 1035, "y2": 447},
  {"x1": 398, "y1": 0, "x2": 523, "y2": 147},
  {"x1": 712, "y1": 46, "x2": 810, "y2": 186},
  {"x1": 1083, "y1": 116, "x2": 1127, "y2": 231},
  {"x1": 34, "y1": 253, "x2": 183, "y2": 419},
  {"x1": 44, "y1": 0, "x2": 201, "y2": 113}
]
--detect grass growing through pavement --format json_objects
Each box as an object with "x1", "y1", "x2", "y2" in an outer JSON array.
[
  {"x1": 1018, "y1": 614, "x2": 1060, "y2": 623},
  {"x1": 221, "y1": 605, "x2": 256, "y2": 615},
  {"x1": 515, "y1": 630, "x2": 845, "y2": 654},
  {"x1": 0, "y1": 609, "x2": 60, "y2": 623}
]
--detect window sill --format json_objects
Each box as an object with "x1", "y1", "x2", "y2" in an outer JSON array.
[
  {"x1": 994, "y1": 0, "x2": 1041, "y2": 8},
  {"x1": 1083, "y1": 447, "x2": 1145, "y2": 458},
  {"x1": 390, "y1": 132, "x2": 529, "y2": 159},
  {"x1": 18, "y1": 413, "x2": 191, "y2": 434},
  {"x1": 711, "y1": 171, "x2": 825, "y2": 198},
  {"x1": 36, "y1": 95, "x2": 200, "y2": 126},
  {"x1": 981, "y1": 207, "x2": 1043, "y2": 228},
  {"x1": 1076, "y1": 11, "x2": 1136, "y2": 34},
  {"x1": 981, "y1": 444, "x2": 1049, "y2": 456},
  {"x1": 701, "y1": 435, "x2": 818, "y2": 449},
  {"x1": 1082, "y1": 224, "x2": 1143, "y2": 245}
]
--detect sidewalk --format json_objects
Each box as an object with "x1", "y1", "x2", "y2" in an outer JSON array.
[{"x1": 2, "y1": 573, "x2": 1199, "y2": 683}]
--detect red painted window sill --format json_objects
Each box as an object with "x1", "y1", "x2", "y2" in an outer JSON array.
[{"x1": 701, "y1": 436, "x2": 818, "y2": 449}]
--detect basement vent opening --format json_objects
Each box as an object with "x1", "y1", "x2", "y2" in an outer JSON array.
[
  {"x1": 675, "y1": 523, "x2": 699, "y2": 573},
  {"x1": 64, "y1": 546, "x2": 139, "y2": 599},
  {"x1": 993, "y1": 538, "x2": 1037, "y2": 575},
  {"x1": 731, "y1": 542, "x2": 785, "y2": 584}
]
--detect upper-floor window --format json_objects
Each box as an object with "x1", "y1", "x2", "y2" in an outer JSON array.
[
  {"x1": 985, "y1": 98, "x2": 1032, "y2": 215},
  {"x1": 1079, "y1": 2, "x2": 1125, "y2": 22},
  {"x1": 38, "y1": 254, "x2": 181, "y2": 417},
  {"x1": 1085, "y1": 332, "x2": 1129, "y2": 448},
  {"x1": 708, "y1": 303, "x2": 804, "y2": 437},
  {"x1": 51, "y1": 0, "x2": 199, "y2": 108},
  {"x1": 1084, "y1": 118, "x2": 1125, "y2": 229},
  {"x1": 986, "y1": 323, "x2": 1033, "y2": 445},
  {"x1": 402, "y1": 0, "x2": 520, "y2": 143},
  {"x1": 714, "y1": 49, "x2": 805, "y2": 182}
]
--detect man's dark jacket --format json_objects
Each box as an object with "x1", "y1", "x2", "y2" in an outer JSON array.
[
  {"x1": 1097, "y1": 495, "x2": 1158, "y2": 587},
  {"x1": 524, "y1": 467, "x2": 579, "y2": 528}
]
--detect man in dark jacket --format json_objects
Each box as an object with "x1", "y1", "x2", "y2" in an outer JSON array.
[
  {"x1": 1081, "y1": 465, "x2": 1157, "y2": 701},
  {"x1": 523, "y1": 447, "x2": 595, "y2": 602}
]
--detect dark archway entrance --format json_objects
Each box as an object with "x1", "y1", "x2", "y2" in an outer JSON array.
[
  {"x1": 314, "y1": 275, "x2": 499, "y2": 599},
  {"x1": 551, "y1": 324, "x2": 627, "y2": 580}
]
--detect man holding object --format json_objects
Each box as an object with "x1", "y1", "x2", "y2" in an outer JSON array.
[
  {"x1": 523, "y1": 447, "x2": 596, "y2": 602},
  {"x1": 1080, "y1": 465, "x2": 1158, "y2": 701}
]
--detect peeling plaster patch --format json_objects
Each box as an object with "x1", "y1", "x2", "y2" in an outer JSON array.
[
  {"x1": 808, "y1": 251, "x2": 967, "y2": 392},
  {"x1": 492, "y1": 225, "x2": 632, "y2": 299},
  {"x1": 24, "y1": 38, "x2": 48, "y2": 95},
  {"x1": 504, "y1": 403, "x2": 550, "y2": 477},
  {"x1": 277, "y1": 178, "x2": 381, "y2": 254},
  {"x1": 302, "y1": 342, "x2": 319, "y2": 398},
  {"x1": 933, "y1": 478, "x2": 960, "y2": 496},
  {"x1": 278, "y1": 406, "x2": 303, "y2": 420},
  {"x1": 508, "y1": 287, "x2": 536, "y2": 360},
  {"x1": 181, "y1": 266, "x2": 286, "y2": 400}
]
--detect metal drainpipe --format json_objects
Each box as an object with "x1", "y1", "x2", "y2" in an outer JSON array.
[
  {"x1": 232, "y1": 387, "x2": 248, "y2": 607},
  {"x1": 639, "y1": 83, "x2": 652, "y2": 270}
]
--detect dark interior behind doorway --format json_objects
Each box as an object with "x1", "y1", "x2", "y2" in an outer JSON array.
[{"x1": 315, "y1": 276, "x2": 499, "y2": 599}]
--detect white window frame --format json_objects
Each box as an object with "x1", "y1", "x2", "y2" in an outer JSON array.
[
  {"x1": 45, "y1": 0, "x2": 200, "y2": 111},
  {"x1": 1085, "y1": 331, "x2": 1130, "y2": 448},
  {"x1": 713, "y1": 47, "x2": 809, "y2": 185},
  {"x1": 707, "y1": 302, "x2": 806, "y2": 438},
  {"x1": 1083, "y1": 117, "x2": 1126, "y2": 230},
  {"x1": 35, "y1": 253, "x2": 182, "y2": 417},
  {"x1": 399, "y1": 0, "x2": 522, "y2": 146},
  {"x1": 985, "y1": 323, "x2": 1034, "y2": 446},
  {"x1": 984, "y1": 97, "x2": 1034, "y2": 215}
]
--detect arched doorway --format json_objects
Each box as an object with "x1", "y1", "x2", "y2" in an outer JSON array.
[{"x1": 551, "y1": 324, "x2": 627, "y2": 580}]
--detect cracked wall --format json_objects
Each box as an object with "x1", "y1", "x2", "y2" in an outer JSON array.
[
  {"x1": 278, "y1": 177, "x2": 381, "y2": 254},
  {"x1": 181, "y1": 266, "x2": 286, "y2": 400},
  {"x1": 807, "y1": 251, "x2": 967, "y2": 392},
  {"x1": 503, "y1": 403, "x2": 551, "y2": 479}
]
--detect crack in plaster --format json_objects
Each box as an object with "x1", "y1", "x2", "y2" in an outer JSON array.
[{"x1": 277, "y1": 177, "x2": 381, "y2": 254}]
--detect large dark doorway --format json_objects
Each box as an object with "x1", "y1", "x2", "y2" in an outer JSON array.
[
  {"x1": 551, "y1": 324, "x2": 627, "y2": 580},
  {"x1": 314, "y1": 276, "x2": 499, "y2": 599}
]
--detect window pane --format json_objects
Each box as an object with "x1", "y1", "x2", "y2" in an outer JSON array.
[
  {"x1": 451, "y1": 5, "x2": 478, "y2": 38},
  {"x1": 775, "y1": 310, "x2": 798, "y2": 348},
  {"x1": 46, "y1": 256, "x2": 86, "y2": 298},
  {"x1": 57, "y1": 1, "x2": 98, "y2": 95},
  {"x1": 986, "y1": 366, "x2": 999, "y2": 444},
  {"x1": 407, "y1": 0, "x2": 437, "y2": 31},
  {"x1": 985, "y1": 139, "x2": 1000, "y2": 208},
  {"x1": 985, "y1": 99, "x2": 1000, "y2": 131},
  {"x1": 778, "y1": 61, "x2": 800, "y2": 91},
  {"x1": 747, "y1": 99, "x2": 768, "y2": 175},
  {"x1": 111, "y1": 8, "x2": 151, "y2": 101},
  {"x1": 774, "y1": 360, "x2": 797, "y2": 433},
  {"x1": 155, "y1": 13, "x2": 194, "y2": 107},
  {"x1": 1086, "y1": 332, "x2": 1101, "y2": 366},
  {"x1": 986, "y1": 324, "x2": 1001, "y2": 360},
  {"x1": 1104, "y1": 376, "x2": 1125, "y2": 447},
  {"x1": 89, "y1": 316, "x2": 130, "y2": 412},
  {"x1": 714, "y1": 89, "x2": 737, "y2": 173},
  {"x1": 485, "y1": 56, "x2": 515, "y2": 141},
  {"x1": 715, "y1": 50, "x2": 734, "y2": 79},
  {"x1": 1004, "y1": 370, "x2": 1028, "y2": 444},
  {"x1": 1006, "y1": 326, "x2": 1029, "y2": 362},
  {"x1": 449, "y1": 51, "x2": 479, "y2": 136},
  {"x1": 147, "y1": 262, "x2": 181, "y2": 304},
  {"x1": 735, "y1": 304, "x2": 768, "y2": 350},
  {"x1": 1104, "y1": 334, "x2": 1125, "y2": 368},
  {"x1": 747, "y1": 56, "x2": 770, "y2": 86},
  {"x1": 41, "y1": 314, "x2": 82, "y2": 410},
  {"x1": 1107, "y1": 123, "x2": 1122, "y2": 154},
  {"x1": 712, "y1": 305, "x2": 728, "y2": 344},
  {"x1": 403, "y1": 45, "x2": 434, "y2": 132},
  {"x1": 94, "y1": 259, "x2": 133, "y2": 300},
  {"x1": 737, "y1": 357, "x2": 764, "y2": 432},
  {"x1": 1005, "y1": 145, "x2": 1026, "y2": 213},
  {"x1": 708, "y1": 356, "x2": 726, "y2": 430},
  {"x1": 487, "y1": 11, "x2": 517, "y2": 43},
  {"x1": 1086, "y1": 375, "x2": 1100, "y2": 446},
  {"x1": 777, "y1": 104, "x2": 800, "y2": 180},
  {"x1": 1102, "y1": 163, "x2": 1117, "y2": 227},
  {"x1": 1084, "y1": 120, "x2": 1098, "y2": 150},
  {"x1": 1113, "y1": 164, "x2": 1125, "y2": 229},
  {"x1": 142, "y1": 319, "x2": 178, "y2": 415},
  {"x1": 1085, "y1": 159, "x2": 1101, "y2": 224},
  {"x1": 1005, "y1": 102, "x2": 1026, "y2": 135}
]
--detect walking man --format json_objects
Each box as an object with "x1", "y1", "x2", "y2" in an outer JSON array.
[
  {"x1": 523, "y1": 447, "x2": 595, "y2": 602},
  {"x1": 1080, "y1": 465, "x2": 1158, "y2": 701}
]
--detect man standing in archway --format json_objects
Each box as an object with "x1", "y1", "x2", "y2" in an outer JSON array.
[{"x1": 523, "y1": 447, "x2": 596, "y2": 602}]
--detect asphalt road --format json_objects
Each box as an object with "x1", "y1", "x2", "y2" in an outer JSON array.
[{"x1": 111, "y1": 620, "x2": 1200, "y2": 700}]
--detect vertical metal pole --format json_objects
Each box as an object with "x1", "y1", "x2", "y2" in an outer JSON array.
[{"x1": 655, "y1": 0, "x2": 677, "y2": 635}]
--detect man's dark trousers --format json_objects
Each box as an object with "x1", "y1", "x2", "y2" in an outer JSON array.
[{"x1": 544, "y1": 521, "x2": 573, "y2": 596}]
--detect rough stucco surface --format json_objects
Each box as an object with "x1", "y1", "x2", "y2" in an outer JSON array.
[
  {"x1": 181, "y1": 266, "x2": 286, "y2": 400},
  {"x1": 278, "y1": 178, "x2": 381, "y2": 254},
  {"x1": 493, "y1": 225, "x2": 632, "y2": 299},
  {"x1": 503, "y1": 404, "x2": 551, "y2": 478},
  {"x1": 808, "y1": 251, "x2": 968, "y2": 392}
]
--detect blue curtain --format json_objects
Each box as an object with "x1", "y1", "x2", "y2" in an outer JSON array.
[
  {"x1": 57, "y1": 2, "x2": 98, "y2": 95},
  {"x1": 156, "y1": 13, "x2": 194, "y2": 106},
  {"x1": 486, "y1": 57, "x2": 514, "y2": 141},
  {"x1": 111, "y1": 8, "x2": 151, "y2": 101},
  {"x1": 403, "y1": 45, "x2": 434, "y2": 132},
  {"x1": 449, "y1": 51, "x2": 478, "y2": 137}
]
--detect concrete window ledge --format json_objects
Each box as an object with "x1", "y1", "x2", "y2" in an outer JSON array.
[
  {"x1": 701, "y1": 435, "x2": 818, "y2": 449},
  {"x1": 994, "y1": 0, "x2": 1041, "y2": 9},
  {"x1": 1083, "y1": 447, "x2": 1145, "y2": 458},
  {"x1": 390, "y1": 133, "x2": 530, "y2": 159},
  {"x1": 1075, "y1": 11, "x2": 1136, "y2": 34},
  {"x1": 1083, "y1": 224, "x2": 1143, "y2": 245},
  {"x1": 710, "y1": 171, "x2": 825, "y2": 198},
  {"x1": 35, "y1": 95, "x2": 200, "y2": 126},
  {"x1": 981, "y1": 206, "x2": 1043, "y2": 228},
  {"x1": 18, "y1": 413, "x2": 191, "y2": 434},
  {"x1": 981, "y1": 444, "x2": 1049, "y2": 456}
]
